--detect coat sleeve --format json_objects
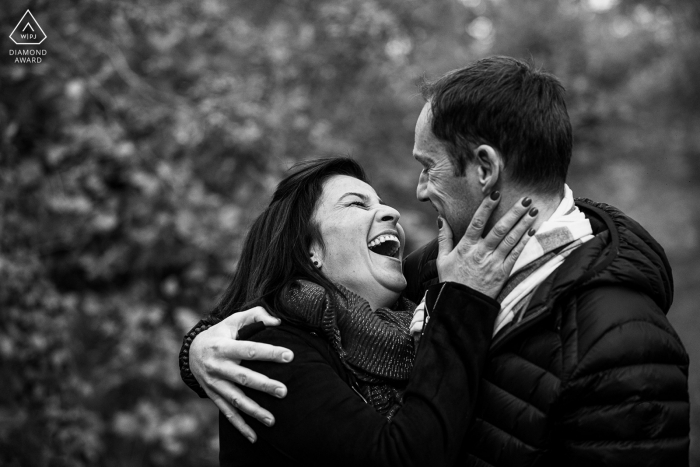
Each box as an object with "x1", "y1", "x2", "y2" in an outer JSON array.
[
  {"x1": 557, "y1": 285, "x2": 690, "y2": 466},
  {"x1": 402, "y1": 238, "x2": 439, "y2": 304},
  {"x1": 230, "y1": 282, "x2": 498, "y2": 467}
]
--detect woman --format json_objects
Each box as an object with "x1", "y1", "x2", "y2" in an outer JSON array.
[{"x1": 213, "y1": 157, "x2": 536, "y2": 467}]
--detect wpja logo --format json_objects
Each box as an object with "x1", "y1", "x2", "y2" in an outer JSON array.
[{"x1": 8, "y1": 10, "x2": 48, "y2": 64}]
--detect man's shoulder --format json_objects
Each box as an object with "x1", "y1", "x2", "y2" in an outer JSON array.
[
  {"x1": 562, "y1": 285, "x2": 687, "y2": 373},
  {"x1": 571, "y1": 285, "x2": 671, "y2": 334}
]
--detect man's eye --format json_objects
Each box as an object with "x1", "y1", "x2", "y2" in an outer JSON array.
[{"x1": 350, "y1": 201, "x2": 368, "y2": 208}]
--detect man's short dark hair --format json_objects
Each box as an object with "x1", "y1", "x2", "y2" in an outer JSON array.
[{"x1": 419, "y1": 56, "x2": 572, "y2": 195}]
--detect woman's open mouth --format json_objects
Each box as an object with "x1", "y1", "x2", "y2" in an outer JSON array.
[{"x1": 367, "y1": 233, "x2": 401, "y2": 259}]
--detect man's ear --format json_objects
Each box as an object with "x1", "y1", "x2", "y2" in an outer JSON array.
[{"x1": 473, "y1": 144, "x2": 502, "y2": 195}]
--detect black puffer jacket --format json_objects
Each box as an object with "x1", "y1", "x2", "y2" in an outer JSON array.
[{"x1": 403, "y1": 199, "x2": 690, "y2": 466}]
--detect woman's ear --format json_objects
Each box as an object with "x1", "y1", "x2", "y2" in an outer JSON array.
[
  {"x1": 473, "y1": 144, "x2": 502, "y2": 195},
  {"x1": 309, "y1": 243, "x2": 323, "y2": 269}
]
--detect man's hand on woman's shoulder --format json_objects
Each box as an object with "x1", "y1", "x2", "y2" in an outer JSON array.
[{"x1": 189, "y1": 307, "x2": 294, "y2": 443}]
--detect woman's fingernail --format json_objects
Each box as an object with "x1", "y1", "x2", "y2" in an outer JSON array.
[
  {"x1": 522, "y1": 197, "x2": 532, "y2": 207},
  {"x1": 529, "y1": 207, "x2": 538, "y2": 217},
  {"x1": 528, "y1": 228, "x2": 536, "y2": 236},
  {"x1": 247, "y1": 435, "x2": 256, "y2": 444},
  {"x1": 275, "y1": 387, "x2": 286, "y2": 398},
  {"x1": 490, "y1": 190, "x2": 500, "y2": 200},
  {"x1": 282, "y1": 352, "x2": 293, "y2": 362},
  {"x1": 263, "y1": 417, "x2": 274, "y2": 427},
  {"x1": 437, "y1": 217, "x2": 443, "y2": 229}
]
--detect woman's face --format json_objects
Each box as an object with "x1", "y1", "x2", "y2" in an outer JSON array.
[{"x1": 312, "y1": 175, "x2": 407, "y2": 309}]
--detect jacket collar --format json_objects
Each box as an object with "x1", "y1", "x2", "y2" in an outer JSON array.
[
  {"x1": 491, "y1": 198, "x2": 673, "y2": 352},
  {"x1": 404, "y1": 197, "x2": 673, "y2": 353}
]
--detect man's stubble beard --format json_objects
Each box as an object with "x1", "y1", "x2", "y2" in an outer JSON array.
[{"x1": 445, "y1": 202, "x2": 477, "y2": 242}]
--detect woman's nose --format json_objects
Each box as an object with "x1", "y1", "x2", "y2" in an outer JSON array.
[{"x1": 378, "y1": 205, "x2": 400, "y2": 223}]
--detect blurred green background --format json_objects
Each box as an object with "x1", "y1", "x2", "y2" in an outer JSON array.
[{"x1": 1, "y1": 0, "x2": 698, "y2": 465}]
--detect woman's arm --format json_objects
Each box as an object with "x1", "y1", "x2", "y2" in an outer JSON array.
[{"x1": 227, "y1": 282, "x2": 498, "y2": 467}]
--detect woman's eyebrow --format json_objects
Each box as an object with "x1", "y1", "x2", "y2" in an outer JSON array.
[{"x1": 338, "y1": 192, "x2": 384, "y2": 204}]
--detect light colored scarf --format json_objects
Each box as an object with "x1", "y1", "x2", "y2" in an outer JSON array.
[{"x1": 410, "y1": 185, "x2": 593, "y2": 337}]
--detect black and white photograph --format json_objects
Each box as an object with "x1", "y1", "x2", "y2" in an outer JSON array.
[{"x1": 1, "y1": 0, "x2": 697, "y2": 465}]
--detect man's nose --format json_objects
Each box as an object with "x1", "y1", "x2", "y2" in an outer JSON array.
[{"x1": 416, "y1": 171, "x2": 429, "y2": 202}]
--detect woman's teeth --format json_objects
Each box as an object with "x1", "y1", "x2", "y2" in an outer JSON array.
[{"x1": 367, "y1": 234, "x2": 400, "y2": 258}]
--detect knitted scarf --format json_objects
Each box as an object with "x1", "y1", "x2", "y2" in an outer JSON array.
[{"x1": 280, "y1": 280, "x2": 416, "y2": 417}]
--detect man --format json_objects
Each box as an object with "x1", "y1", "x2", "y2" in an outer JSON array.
[{"x1": 179, "y1": 56, "x2": 690, "y2": 465}]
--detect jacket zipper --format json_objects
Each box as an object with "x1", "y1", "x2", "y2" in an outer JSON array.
[
  {"x1": 489, "y1": 305, "x2": 550, "y2": 355},
  {"x1": 352, "y1": 385, "x2": 369, "y2": 404}
]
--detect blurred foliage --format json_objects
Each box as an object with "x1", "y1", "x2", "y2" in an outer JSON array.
[{"x1": 0, "y1": 0, "x2": 699, "y2": 465}]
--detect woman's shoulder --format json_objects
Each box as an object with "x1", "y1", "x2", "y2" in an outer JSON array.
[
  {"x1": 240, "y1": 321, "x2": 318, "y2": 347},
  {"x1": 239, "y1": 321, "x2": 349, "y2": 379}
]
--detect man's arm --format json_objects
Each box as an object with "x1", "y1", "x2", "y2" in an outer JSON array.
[
  {"x1": 180, "y1": 315, "x2": 222, "y2": 398},
  {"x1": 179, "y1": 307, "x2": 294, "y2": 443},
  {"x1": 558, "y1": 286, "x2": 690, "y2": 466}
]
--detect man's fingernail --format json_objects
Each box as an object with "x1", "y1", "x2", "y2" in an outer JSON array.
[
  {"x1": 437, "y1": 217, "x2": 443, "y2": 229},
  {"x1": 490, "y1": 191, "x2": 500, "y2": 200},
  {"x1": 263, "y1": 417, "x2": 274, "y2": 427},
  {"x1": 247, "y1": 435, "x2": 256, "y2": 444},
  {"x1": 281, "y1": 352, "x2": 293, "y2": 362},
  {"x1": 528, "y1": 228, "x2": 536, "y2": 236},
  {"x1": 275, "y1": 387, "x2": 286, "y2": 398},
  {"x1": 529, "y1": 207, "x2": 538, "y2": 217},
  {"x1": 522, "y1": 197, "x2": 532, "y2": 207}
]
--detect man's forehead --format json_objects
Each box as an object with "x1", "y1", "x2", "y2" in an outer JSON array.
[
  {"x1": 413, "y1": 120, "x2": 449, "y2": 163},
  {"x1": 416, "y1": 103, "x2": 431, "y2": 128},
  {"x1": 413, "y1": 105, "x2": 434, "y2": 149}
]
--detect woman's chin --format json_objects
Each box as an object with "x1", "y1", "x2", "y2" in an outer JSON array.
[{"x1": 380, "y1": 275, "x2": 407, "y2": 295}]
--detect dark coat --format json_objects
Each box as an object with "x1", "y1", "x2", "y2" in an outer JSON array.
[
  {"x1": 402, "y1": 199, "x2": 690, "y2": 466},
  {"x1": 219, "y1": 283, "x2": 499, "y2": 467}
]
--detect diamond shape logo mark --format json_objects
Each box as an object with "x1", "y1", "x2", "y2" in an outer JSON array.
[{"x1": 9, "y1": 10, "x2": 47, "y2": 45}]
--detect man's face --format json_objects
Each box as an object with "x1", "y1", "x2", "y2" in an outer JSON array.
[{"x1": 412, "y1": 103, "x2": 481, "y2": 239}]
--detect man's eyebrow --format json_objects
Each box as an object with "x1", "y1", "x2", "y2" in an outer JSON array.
[
  {"x1": 339, "y1": 192, "x2": 384, "y2": 204},
  {"x1": 414, "y1": 154, "x2": 431, "y2": 166}
]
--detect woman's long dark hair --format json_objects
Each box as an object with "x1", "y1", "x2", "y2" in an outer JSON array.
[{"x1": 211, "y1": 157, "x2": 368, "y2": 321}]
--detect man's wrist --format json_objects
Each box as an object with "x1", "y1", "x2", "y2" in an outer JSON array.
[{"x1": 179, "y1": 316, "x2": 221, "y2": 398}]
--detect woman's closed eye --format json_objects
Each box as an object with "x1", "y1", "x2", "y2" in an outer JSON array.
[{"x1": 349, "y1": 201, "x2": 369, "y2": 209}]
